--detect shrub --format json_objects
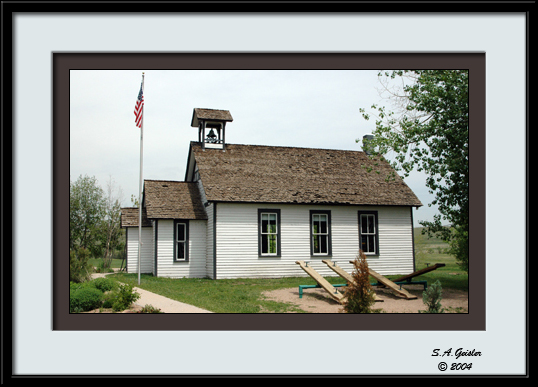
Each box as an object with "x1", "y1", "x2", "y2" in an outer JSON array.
[
  {"x1": 70, "y1": 287, "x2": 103, "y2": 312},
  {"x1": 69, "y1": 281, "x2": 86, "y2": 292},
  {"x1": 69, "y1": 280, "x2": 95, "y2": 296},
  {"x1": 101, "y1": 291, "x2": 115, "y2": 309},
  {"x1": 421, "y1": 280, "x2": 444, "y2": 313},
  {"x1": 69, "y1": 247, "x2": 93, "y2": 283},
  {"x1": 111, "y1": 283, "x2": 140, "y2": 312},
  {"x1": 139, "y1": 304, "x2": 163, "y2": 313},
  {"x1": 91, "y1": 277, "x2": 117, "y2": 292},
  {"x1": 342, "y1": 250, "x2": 377, "y2": 313},
  {"x1": 98, "y1": 283, "x2": 140, "y2": 311}
]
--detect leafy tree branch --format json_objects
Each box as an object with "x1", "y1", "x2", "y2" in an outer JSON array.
[{"x1": 358, "y1": 70, "x2": 469, "y2": 272}]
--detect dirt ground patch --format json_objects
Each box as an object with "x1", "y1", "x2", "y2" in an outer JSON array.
[
  {"x1": 81, "y1": 304, "x2": 146, "y2": 313},
  {"x1": 263, "y1": 284, "x2": 468, "y2": 313}
]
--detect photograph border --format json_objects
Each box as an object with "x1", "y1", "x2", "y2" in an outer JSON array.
[{"x1": 53, "y1": 52, "x2": 486, "y2": 331}]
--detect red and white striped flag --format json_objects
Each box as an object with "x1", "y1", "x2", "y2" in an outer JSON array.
[{"x1": 134, "y1": 83, "x2": 144, "y2": 128}]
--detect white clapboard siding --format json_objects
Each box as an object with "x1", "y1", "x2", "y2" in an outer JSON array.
[
  {"x1": 152, "y1": 220, "x2": 157, "y2": 275},
  {"x1": 126, "y1": 226, "x2": 154, "y2": 274},
  {"x1": 156, "y1": 219, "x2": 207, "y2": 278},
  {"x1": 205, "y1": 203, "x2": 215, "y2": 279},
  {"x1": 198, "y1": 177, "x2": 215, "y2": 279},
  {"x1": 372, "y1": 207, "x2": 415, "y2": 274},
  {"x1": 214, "y1": 203, "x2": 415, "y2": 279}
]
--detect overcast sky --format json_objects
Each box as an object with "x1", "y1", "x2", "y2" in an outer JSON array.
[{"x1": 70, "y1": 69, "x2": 441, "y2": 227}]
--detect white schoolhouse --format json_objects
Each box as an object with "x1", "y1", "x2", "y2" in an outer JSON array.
[{"x1": 121, "y1": 108, "x2": 423, "y2": 279}]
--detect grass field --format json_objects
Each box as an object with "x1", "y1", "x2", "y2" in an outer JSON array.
[
  {"x1": 408, "y1": 227, "x2": 468, "y2": 292},
  {"x1": 106, "y1": 228, "x2": 468, "y2": 312},
  {"x1": 88, "y1": 258, "x2": 124, "y2": 269}
]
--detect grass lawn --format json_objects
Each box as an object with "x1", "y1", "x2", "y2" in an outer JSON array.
[
  {"x1": 107, "y1": 228, "x2": 467, "y2": 313},
  {"x1": 108, "y1": 273, "x2": 347, "y2": 313},
  {"x1": 89, "y1": 258, "x2": 124, "y2": 269}
]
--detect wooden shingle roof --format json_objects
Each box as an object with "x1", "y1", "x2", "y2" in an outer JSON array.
[
  {"x1": 120, "y1": 206, "x2": 152, "y2": 228},
  {"x1": 191, "y1": 142, "x2": 423, "y2": 207},
  {"x1": 191, "y1": 108, "x2": 233, "y2": 127},
  {"x1": 143, "y1": 180, "x2": 207, "y2": 220}
]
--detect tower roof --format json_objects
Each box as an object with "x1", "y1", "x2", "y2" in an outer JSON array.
[{"x1": 191, "y1": 108, "x2": 233, "y2": 127}]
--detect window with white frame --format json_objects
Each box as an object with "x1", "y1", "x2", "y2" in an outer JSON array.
[
  {"x1": 258, "y1": 209, "x2": 281, "y2": 256},
  {"x1": 174, "y1": 220, "x2": 189, "y2": 261},
  {"x1": 358, "y1": 211, "x2": 379, "y2": 255},
  {"x1": 310, "y1": 210, "x2": 331, "y2": 256}
]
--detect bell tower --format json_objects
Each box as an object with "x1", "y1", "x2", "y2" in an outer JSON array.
[{"x1": 191, "y1": 108, "x2": 233, "y2": 150}]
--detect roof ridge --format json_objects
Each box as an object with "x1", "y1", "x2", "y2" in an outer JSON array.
[
  {"x1": 144, "y1": 179, "x2": 192, "y2": 184},
  {"x1": 190, "y1": 141, "x2": 366, "y2": 154}
]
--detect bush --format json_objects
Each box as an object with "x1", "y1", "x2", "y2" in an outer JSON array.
[
  {"x1": 69, "y1": 281, "x2": 85, "y2": 292},
  {"x1": 111, "y1": 283, "x2": 140, "y2": 312},
  {"x1": 70, "y1": 287, "x2": 103, "y2": 312},
  {"x1": 69, "y1": 280, "x2": 94, "y2": 293},
  {"x1": 421, "y1": 280, "x2": 444, "y2": 313},
  {"x1": 342, "y1": 250, "x2": 377, "y2": 313},
  {"x1": 139, "y1": 304, "x2": 163, "y2": 313},
  {"x1": 91, "y1": 277, "x2": 117, "y2": 292},
  {"x1": 101, "y1": 291, "x2": 116, "y2": 309},
  {"x1": 69, "y1": 277, "x2": 140, "y2": 312},
  {"x1": 70, "y1": 247, "x2": 93, "y2": 283}
]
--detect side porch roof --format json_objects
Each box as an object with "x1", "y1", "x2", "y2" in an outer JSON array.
[
  {"x1": 143, "y1": 180, "x2": 208, "y2": 220},
  {"x1": 120, "y1": 206, "x2": 151, "y2": 228}
]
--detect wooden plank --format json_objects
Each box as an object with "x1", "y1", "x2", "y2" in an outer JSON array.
[
  {"x1": 391, "y1": 263, "x2": 446, "y2": 283},
  {"x1": 295, "y1": 261, "x2": 344, "y2": 303},
  {"x1": 322, "y1": 260, "x2": 354, "y2": 283},
  {"x1": 365, "y1": 267, "x2": 417, "y2": 300},
  {"x1": 322, "y1": 260, "x2": 383, "y2": 302}
]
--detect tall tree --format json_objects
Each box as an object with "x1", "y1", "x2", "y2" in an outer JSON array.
[
  {"x1": 100, "y1": 176, "x2": 124, "y2": 266},
  {"x1": 358, "y1": 70, "x2": 469, "y2": 272},
  {"x1": 70, "y1": 174, "x2": 106, "y2": 255}
]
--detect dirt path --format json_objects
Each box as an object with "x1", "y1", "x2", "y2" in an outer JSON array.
[{"x1": 263, "y1": 284, "x2": 468, "y2": 313}]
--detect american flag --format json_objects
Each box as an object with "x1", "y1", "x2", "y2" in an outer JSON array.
[{"x1": 134, "y1": 83, "x2": 144, "y2": 128}]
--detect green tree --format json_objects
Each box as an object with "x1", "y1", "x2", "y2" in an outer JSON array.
[
  {"x1": 130, "y1": 194, "x2": 139, "y2": 208},
  {"x1": 99, "y1": 176, "x2": 124, "y2": 268},
  {"x1": 70, "y1": 174, "x2": 106, "y2": 256},
  {"x1": 69, "y1": 247, "x2": 93, "y2": 283},
  {"x1": 358, "y1": 70, "x2": 469, "y2": 272}
]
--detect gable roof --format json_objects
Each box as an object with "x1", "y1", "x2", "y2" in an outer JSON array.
[
  {"x1": 191, "y1": 142, "x2": 422, "y2": 207},
  {"x1": 120, "y1": 206, "x2": 151, "y2": 228},
  {"x1": 143, "y1": 180, "x2": 207, "y2": 220}
]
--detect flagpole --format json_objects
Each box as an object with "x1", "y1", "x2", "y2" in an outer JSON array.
[{"x1": 137, "y1": 72, "x2": 145, "y2": 286}]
